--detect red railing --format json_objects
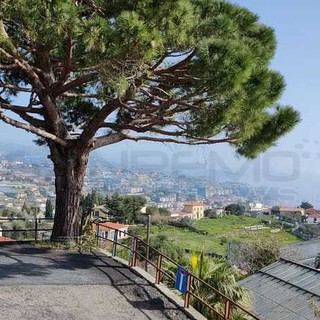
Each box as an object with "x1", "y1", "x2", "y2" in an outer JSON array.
[{"x1": 94, "y1": 222, "x2": 260, "y2": 320}]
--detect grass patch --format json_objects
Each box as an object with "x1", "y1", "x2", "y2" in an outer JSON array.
[
  {"x1": 33, "y1": 235, "x2": 96, "y2": 252},
  {"x1": 150, "y1": 215, "x2": 300, "y2": 256}
]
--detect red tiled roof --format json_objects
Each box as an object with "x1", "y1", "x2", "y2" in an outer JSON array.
[
  {"x1": 184, "y1": 202, "x2": 204, "y2": 207},
  {"x1": 0, "y1": 236, "x2": 15, "y2": 242},
  {"x1": 305, "y1": 208, "x2": 320, "y2": 215},
  {"x1": 93, "y1": 222, "x2": 128, "y2": 231},
  {"x1": 279, "y1": 207, "x2": 305, "y2": 214}
]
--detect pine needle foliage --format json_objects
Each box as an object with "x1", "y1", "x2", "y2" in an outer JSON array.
[
  {"x1": 0, "y1": 0, "x2": 300, "y2": 239},
  {"x1": 0, "y1": 0, "x2": 299, "y2": 156}
]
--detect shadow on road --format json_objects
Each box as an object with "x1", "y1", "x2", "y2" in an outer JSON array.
[{"x1": 0, "y1": 243, "x2": 188, "y2": 320}]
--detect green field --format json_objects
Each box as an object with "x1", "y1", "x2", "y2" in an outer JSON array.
[{"x1": 150, "y1": 215, "x2": 300, "y2": 255}]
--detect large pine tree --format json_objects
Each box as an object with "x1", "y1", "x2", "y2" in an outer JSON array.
[{"x1": 0, "y1": 0, "x2": 299, "y2": 241}]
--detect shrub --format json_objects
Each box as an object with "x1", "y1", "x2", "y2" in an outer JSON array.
[
  {"x1": 227, "y1": 238, "x2": 280, "y2": 274},
  {"x1": 294, "y1": 224, "x2": 320, "y2": 240}
]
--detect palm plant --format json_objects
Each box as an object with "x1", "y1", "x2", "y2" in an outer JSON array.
[{"x1": 189, "y1": 252, "x2": 250, "y2": 320}]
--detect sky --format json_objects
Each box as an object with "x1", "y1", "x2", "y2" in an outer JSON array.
[
  {"x1": 229, "y1": 0, "x2": 320, "y2": 204},
  {"x1": 1, "y1": 1, "x2": 320, "y2": 205}
]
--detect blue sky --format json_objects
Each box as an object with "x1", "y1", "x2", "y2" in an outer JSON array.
[
  {"x1": 1, "y1": 1, "x2": 320, "y2": 204},
  {"x1": 229, "y1": 0, "x2": 320, "y2": 204}
]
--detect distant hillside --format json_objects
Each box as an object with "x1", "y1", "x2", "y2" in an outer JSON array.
[
  {"x1": 0, "y1": 141, "x2": 48, "y2": 163},
  {"x1": 0, "y1": 141, "x2": 115, "y2": 169}
]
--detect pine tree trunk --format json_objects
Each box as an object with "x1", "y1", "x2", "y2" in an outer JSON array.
[{"x1": 50, "y1": 145, "x2": 89, "y2": 242}]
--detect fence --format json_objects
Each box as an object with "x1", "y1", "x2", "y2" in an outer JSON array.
[
  {"x1": 0, "y1": 217, "x2": 54, "y2": 241},
  {"x1": 0, "y1": 218, "x2": 260, "y2": 319},
  {"x1": 94, "y1": 222, "x2": 260, "y2": 320}
]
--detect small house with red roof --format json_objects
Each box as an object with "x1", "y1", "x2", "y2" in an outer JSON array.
[
  {"x1": 276, "y1": 207, "x2": 305, "y2": 220},
  {"x1": 278, "y1": 207, "x2": 305, "y2": 216},
  {"x1": 93, "y1": 222, "x2": 129, "y2": 240},
  {"x1": 305, "y1": 208, "x2": 320, "y2": 223}
]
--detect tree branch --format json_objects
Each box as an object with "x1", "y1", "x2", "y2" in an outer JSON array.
[
  {"x1": 1, "y1": 40, "x2": 84, "y2": 138},
  {"x1": 79, "y1": 101, "x2": 119, "y2": 146},
  {"x1": 0, "y1": 102, "x2": 43, "y2": 114},
  {"x1": 102, "y1": 120, "x2": 226, "y2": 143},
  {"x1": 62, "y1": 92, "x2": 111, "y2": 99},
  {"x1": 60, "y1": 35, "x2": 73, "y2": 84},
  {"x1": 14, "y1": 111, "x2": 46, "y2": 128},
  {"x1": 91, "y1": 131, "x2": 127, "y2": 150},
  {"x1": 0, "y1": 48, "x2": 45, "y2": 91},
  {"x1": 0, "y1": 64, "x2": 18, "y2": 70},
  {"x1": 124, "y1": 134, "x2": 236, "y2": 145},
  {"x1": 0, "y1": 82, "x2": 33, "y2": 93},
  {"x1": 152, "y1": 50, "x2": 196, "y2": 75},
  {"x1": 0, "y1": 111, "x2": 68, "y2": 146},
  {"x1": 51, "y1": 73, "x2": 97, "y2": 97}
]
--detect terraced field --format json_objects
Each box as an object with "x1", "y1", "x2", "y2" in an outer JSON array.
[{"x1": 150, "y1": 215, "x2": 299, "y2": 255}]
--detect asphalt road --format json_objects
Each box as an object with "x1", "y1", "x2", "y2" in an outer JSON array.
[{"x1": 0, "y1": 243, "x2": 190, "y2": 320}]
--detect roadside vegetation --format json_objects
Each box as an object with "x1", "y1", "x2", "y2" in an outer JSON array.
[{"x1": 0, "y1": 202, "x2": 54, "y2": 241}]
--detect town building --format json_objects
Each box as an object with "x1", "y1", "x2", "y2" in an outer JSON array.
[
  {"x1": 305, "y1": 208, "x2": 320, "y2": 223},
  {"x1": 276, "y1": 206, "x2": 306, "y2": 219},
  {"x1": 92, "y1": 205, "x2": 110, "y2": 220},
  {"x1": 182, "y1": 202, "x2": 204, "y2": 219},
  {"x1": 94, "y1": 222, "x2": 129, "y2": 241}
]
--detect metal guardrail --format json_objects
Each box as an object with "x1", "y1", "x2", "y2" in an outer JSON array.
[
  {"x1": 0, "y1": 217, "x2": 54, "y2": 241},
  {"x1": 0, "y1": 218, "x2": 260, "y2": 319},
  {"x1": 94, "y1": 222, "x2": 260, "y2": 320}
]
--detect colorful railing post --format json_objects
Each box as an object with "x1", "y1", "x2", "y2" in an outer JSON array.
[
  {"x1": 224, "y1": 300, "x2": 231, "y2": 320},
  {"x1": 155, "y1": 254, "x2": 163, "y2": 284},
  {"x1": 184, "y1": 273, "x2": 192, "y2": 308}
]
